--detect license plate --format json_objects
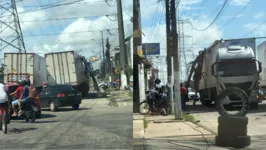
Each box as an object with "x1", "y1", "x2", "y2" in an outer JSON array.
[
  {"x1": 32, "y1": 106, "x2": 38, "y2": 111},
  {"x1": 68, "y1": 94, "x2": 74, "y2": 96}
]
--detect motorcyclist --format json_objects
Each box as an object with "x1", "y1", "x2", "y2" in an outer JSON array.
[
  {"x1": 10, "y1": 80, "x2": 24, "y2": 116},
  {"x1": 0, "y1": 83, "x2": 8, "y2": 104}
]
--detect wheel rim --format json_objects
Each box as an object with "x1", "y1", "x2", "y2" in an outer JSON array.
[{"x1": 140, "y1": 103, "x2": 150, "y2": 114}]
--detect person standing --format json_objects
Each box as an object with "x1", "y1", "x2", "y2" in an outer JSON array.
[{"x1": 180, "y1": 83, "x2": 188, "y2": 110}]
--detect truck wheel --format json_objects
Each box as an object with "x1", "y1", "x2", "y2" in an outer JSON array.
[
  {"x1": 216, "y1": 87, "x2": 249, "y2": 117},
  {"x1": 200, "y1": 100, "x2": 212, "y2": 106},
  {"x1": 50, "y1": 101, "x2": 57, "y2": 112}
]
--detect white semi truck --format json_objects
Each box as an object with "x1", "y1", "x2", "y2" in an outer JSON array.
[
  {"x1": 3, "y1": 53, "x2": 47, "y2": 86},
  {"x1": 188, "y1": 38, "x2": 262, "y2": 107},
  {"x1": 258, "y1": 41, "x2": 266, "y2": 88},
  {"x1": 45, "y1": 51, "x2": 99, "y2": 97}
]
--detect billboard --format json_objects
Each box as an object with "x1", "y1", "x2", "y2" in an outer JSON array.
[{"x1": 142, "y1": 43, "x2": 160, "y2": 55}]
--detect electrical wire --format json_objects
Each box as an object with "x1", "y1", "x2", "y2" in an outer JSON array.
[
  {"x1": 154, "y1": 2, "x2": 164, "y2": 42},
  {"x1": 148, "y1": 2, "x2": 160, "y2": 41},
  {"x1": 188, "y1": 0, "x2": 229, "y2": 31},
  {"x1": 3, "y1": 28, "x2": 118, "y2": 37}
]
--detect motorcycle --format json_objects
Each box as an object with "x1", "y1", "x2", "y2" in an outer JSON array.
[
  {"x1": 9, "y1": 97, "x2": 38, "y2": 123},
  {"x1": 139, "y1": 89, "x2": 172, "y2": 116}
]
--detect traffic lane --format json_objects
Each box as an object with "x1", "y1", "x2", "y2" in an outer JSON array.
[{"x1": 0, "y1": 98, "x2": 132, "y2": 149}]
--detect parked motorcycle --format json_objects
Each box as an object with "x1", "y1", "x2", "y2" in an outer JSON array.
[
  {"x1": 9, "y1": 97, "x2": 38, "y2": 123},
  {"x1": 139, "y1": 89, "x2": 172, "y2": 116}
]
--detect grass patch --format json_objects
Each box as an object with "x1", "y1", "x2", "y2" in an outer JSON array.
[
  {"x1": 109, "y1": 94, "x2": 118, "y2": 107},
  {"x1": 143, "y1": 118, "x2": 148, "y2": 129},
  {"x1": 182, "y1": 112, "x2": 197, "y2": 124}
]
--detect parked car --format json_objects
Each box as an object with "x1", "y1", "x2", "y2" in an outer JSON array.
[
  {"x1": 5, "y1": 84, "x2": 42, "y2": 118},
  {"x1": 38, "y1": 84, "x2": 82, "y2": 112},
  {"x1": 187, "y1": 88, "x2": 200, "y2": 101}
]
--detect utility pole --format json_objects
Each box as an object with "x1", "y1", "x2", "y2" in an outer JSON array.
[
  {"x1": 170, "y1": 0, "x2": 182, "y2": 119},
  {"x1": 165, "y1": 0, "x2": 174, "y2": 114},
  {"x1": 117, "y1": 0, "x2": 128, "y2": 89},
  {"x1": 133, "y1": 0, "x2": 142, "y2": 113},
  {"x1": 106, "y1": 37, "x2": 111, "y2": 76},
  {"x1": 101, "y1": 31, "x2": 105, "y2": 78}
]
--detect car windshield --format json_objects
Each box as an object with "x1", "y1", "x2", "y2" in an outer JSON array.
[
  {"x1": 56, "y1": 85, "x2": 74, "y2": 92},
  {"x1": 217, "y1": 61, "x2": 257, "y2": 77}
]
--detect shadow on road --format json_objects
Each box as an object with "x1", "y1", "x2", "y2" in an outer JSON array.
[
  {"x1": 8, "y1": 127, "x2": 37, "y2": 134},
  {"x1": 38, "y1": 113, "x2": 56, "y2": 119},
  {"x1": 34, "y1": 120, "x2": 58, "y2": 123},
  {"x1": 56, "y1": 107, "x2": 91, "y2": 112}
]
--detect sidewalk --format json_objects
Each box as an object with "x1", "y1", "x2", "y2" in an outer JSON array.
[
  {"x1": 108, "y1": 90, "x2": 133, "y2": 107},
  {"x1": 133, "y1": 114, "x2": 235, "y2": 150}
]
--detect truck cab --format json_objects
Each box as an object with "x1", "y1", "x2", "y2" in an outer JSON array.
[{"x1": 211, "y1": 45, "x2": 262, "y2": 105}]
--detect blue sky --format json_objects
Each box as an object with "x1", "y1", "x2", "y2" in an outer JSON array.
[
  {"x1": 140, "y1": 0, "x2": 266, "y2": 82},
  {"x1": 0, "y1": 0, "x2": 132, "y2": 69}
]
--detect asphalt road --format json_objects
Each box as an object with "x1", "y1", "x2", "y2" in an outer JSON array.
[{"x1": 0, "y1": 98, "x2": 132, "y2": 149}]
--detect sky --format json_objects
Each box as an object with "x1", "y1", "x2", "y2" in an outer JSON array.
[
  {"x1": 140, "y1": 0, "x2": 266, "y2": 83},
  {"x1": 0, "y1": 0, "x2": 132, "y2": 69}
]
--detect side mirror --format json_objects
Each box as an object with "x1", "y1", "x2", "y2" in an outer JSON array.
[
  {"x1": 258, "y1": 61, "x2": 262, "y2": 73},
  {"x1": 211, "y1": 63, "x2": 216, "y2": 76}
]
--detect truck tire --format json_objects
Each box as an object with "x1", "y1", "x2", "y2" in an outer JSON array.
[
  {"x1": 199, "y1": 90, "x2": 212, "y2": 106},
  {"x1": 218, "y1": 125, "x2": 247, "y2": 137},
  {"x1": 218, "y1": 116, "x2": 248, "y2": 126},
  {"x1": 216, "y1": 87, "x2": 249, "y2": 117},
  {"x1": 215, "y1": 135, "x2": 251, "y2": 148},
  {"x1": 72, "y1": 104, "x2": 80, "y2": 110}
]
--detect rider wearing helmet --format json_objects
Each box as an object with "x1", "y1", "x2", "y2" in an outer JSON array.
[{"x1": 10, "y1": 80, "x2": 24, "y2": 116}]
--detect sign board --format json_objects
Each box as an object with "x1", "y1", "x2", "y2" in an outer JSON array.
[
  {"x1": 142, "y1": 43, "x2": 160, "y2": 55},
  {"x1": 89, "y1": 56, "x2": 99, "y2": 62}
]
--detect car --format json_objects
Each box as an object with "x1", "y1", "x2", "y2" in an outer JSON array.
[
  {"x1": 187, "y1": 88, "x2": 200, "y2": 101},
  {"x1": 38, "y1": 84, "x2": 82, "y2": 112},
  {"x1": 5, "y1": 84, "x2": 42, "y2": 118}
]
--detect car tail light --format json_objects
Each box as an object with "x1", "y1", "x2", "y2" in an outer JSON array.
[
  {"x1": 35, "y1": 96, "x2": 40, "y2": 106},
  {"x1": 77, "y1": 92, "x2": 82, "y2": 96},
  {"x1": 57, "y1": 93, "x2": 65, "y2": 97}
]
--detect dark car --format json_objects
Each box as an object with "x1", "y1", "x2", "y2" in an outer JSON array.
[
  {"x1": 5, "y1": 84, "x2": 42, "y2": 118},
  {"x1": 38, "y1": 84, "x2": 82, "y2": 112}
]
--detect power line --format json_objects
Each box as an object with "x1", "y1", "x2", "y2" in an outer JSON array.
[
  {"x1": 15, "y1": 14, "x2": 117, "y2": 22},
  {"x1": 148, "y1": 3, "x2": 160, "y2": 41},
  {"x1": 188, "y1": 0, "x2": 229, "y2": 31},
  {"x1": 0, "y1": 0, "x2": 113, "y2": 18},
  {"x1": 17, "y1": 28, "x2": 118, "y2": 37}
]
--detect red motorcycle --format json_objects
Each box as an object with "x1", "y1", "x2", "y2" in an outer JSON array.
[{"x1": 0, "y1": 102, "x2": 9, "y2": 134}]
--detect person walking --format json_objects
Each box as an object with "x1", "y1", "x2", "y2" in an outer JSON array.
[{"x1": 180, "y1": 83, "x2": 188, "y2": 110}]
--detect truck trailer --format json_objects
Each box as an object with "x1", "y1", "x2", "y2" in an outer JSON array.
[
  {"x1": 257, "y1": 41, "x2": 266, "y2": 88},
  {"x1": 3, "y1": 53, "x2": 47, "y2": 86},
  {"x1": 187, "y1": 38, "x2": 262, "y2": 107},
  {"x1": 45, "y1": 51, "x2": 99, "y2": 97}
]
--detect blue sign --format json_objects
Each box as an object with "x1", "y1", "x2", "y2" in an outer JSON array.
[{"x1": 142, "y1": 43, "x2": 160, "y2": 55}]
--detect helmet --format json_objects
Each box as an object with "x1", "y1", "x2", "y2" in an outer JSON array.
[{"x1": 17, "y1": 80, "x2": 23, "y2": 86}]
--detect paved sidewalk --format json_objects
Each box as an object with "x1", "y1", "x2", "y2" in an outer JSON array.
[{"x1": 133, "y1": 114, "x2": 235, "y2": 150}]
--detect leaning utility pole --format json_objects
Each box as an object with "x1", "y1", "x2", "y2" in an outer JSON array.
[
  {"x1": 133, "y1": 0, "x2": 142, "y2": 113},
  {"x1": 101, "y1": 31, "x2": 106, "y2": 78},
  {"x1": 169, "y1": 0, "x2": 182, "y2": 119},
  {"x1": 165, "y1": 0, "x2": 174, "y2": 114},
  {"x1": 0, "y1": 0, "x2": 26, "y2": 53}
]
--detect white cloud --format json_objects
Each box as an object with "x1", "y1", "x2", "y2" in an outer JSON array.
[
  {"x1": 254, "y1": 12, "x2": 265, "y2": 19},
  {"x1": 231, "y1": 0, "x2": 251, "y2": 6}
]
